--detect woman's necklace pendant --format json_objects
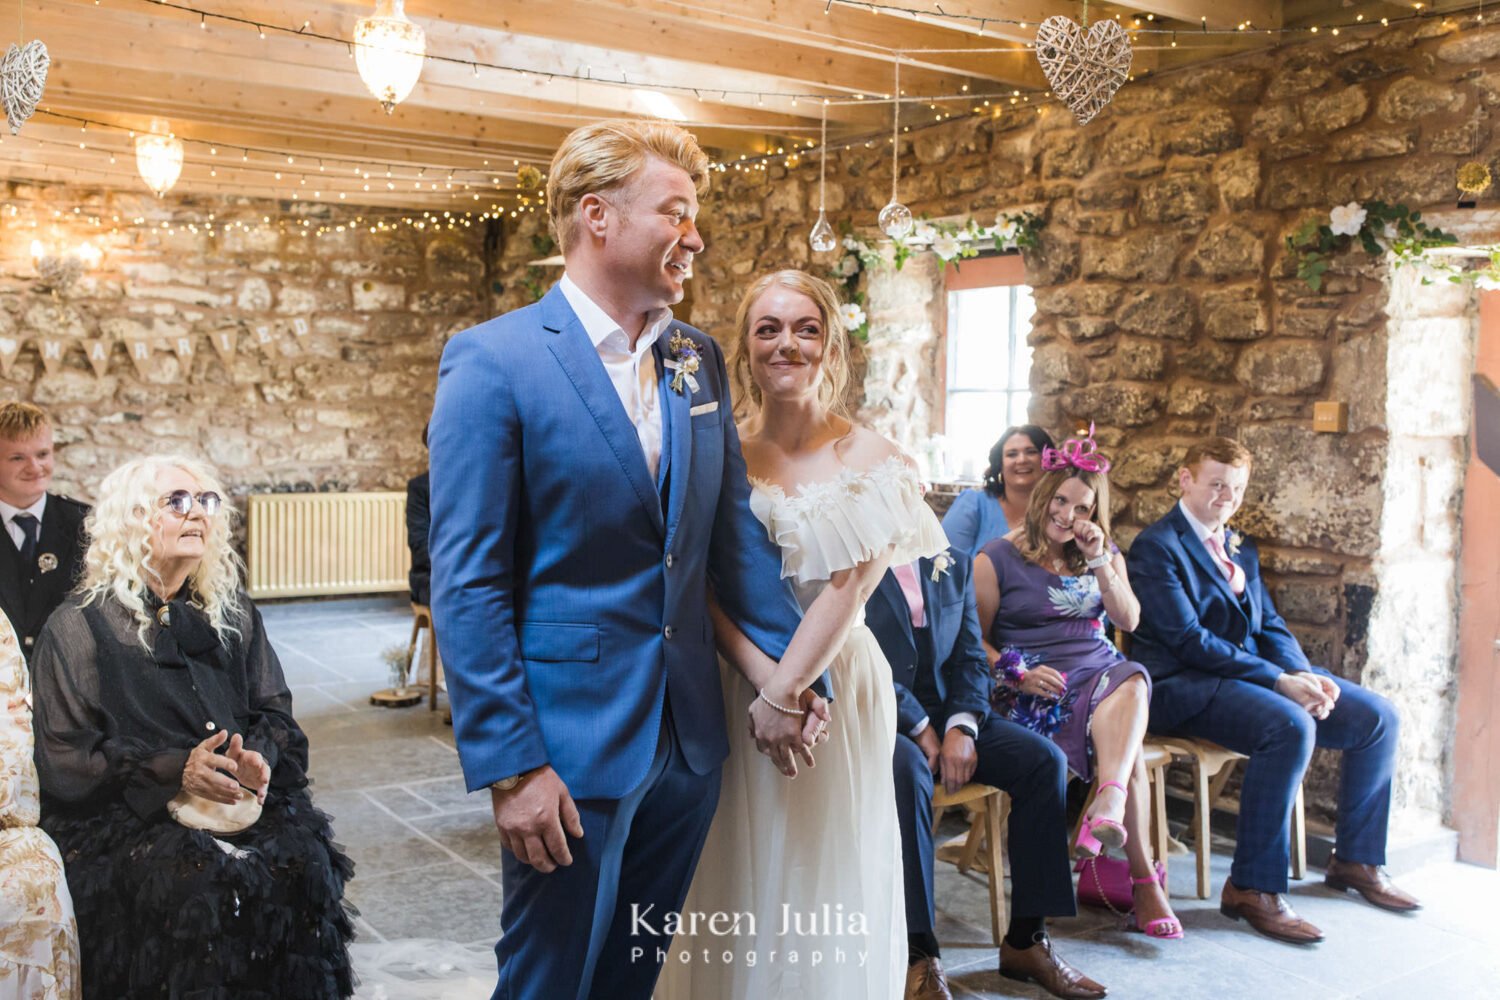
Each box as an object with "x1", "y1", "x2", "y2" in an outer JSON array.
[{"x1": 155, "y1": 604, "x2": 171, "y2": 627}]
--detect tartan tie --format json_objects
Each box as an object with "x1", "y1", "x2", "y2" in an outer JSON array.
[{"x1": 12, "y1": 513, "x2": 38, "y2": 573}]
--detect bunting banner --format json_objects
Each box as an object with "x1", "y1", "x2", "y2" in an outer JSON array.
[
  {"x1": 0, "y1": 335, "x2": 22, "y2": 377},
  {"x1": 81, "y1": 338, "x2": 112, "y2": 377}
]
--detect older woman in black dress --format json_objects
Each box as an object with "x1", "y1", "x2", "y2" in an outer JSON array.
[{"x1": 31, "y1": 455, "x2": 355, "y2": 999}]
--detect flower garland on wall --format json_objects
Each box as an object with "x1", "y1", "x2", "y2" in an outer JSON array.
[
  {"x1": 1286, "y1": 200, "x2": 1457, "y2": 291},
  {"x1": 830, "y1": 211, "x2": 1044, "y2": 340}
]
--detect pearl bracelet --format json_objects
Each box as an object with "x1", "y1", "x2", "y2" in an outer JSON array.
[
  {"x1": 757, "y1": 688, "x2": 802, "y2": 716},
  {"x1": 1085, "y1": 552, "x2": 1113, "y2": 570}
]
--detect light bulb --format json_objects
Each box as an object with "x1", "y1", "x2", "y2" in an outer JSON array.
[
  {"x1": 809, "y1": 211, "x2": 837, "y2": 253},
  {"x1": 878, "y1": 201, "x2": 913, "y2": 239}
]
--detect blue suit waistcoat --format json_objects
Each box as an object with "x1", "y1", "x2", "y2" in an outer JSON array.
[
  {"x1": 427, "y1": 285, "x2": 806, "y2": 800},
  {"x1": 1126, "y1": 506, "x2": 1312, "y2": 730}
]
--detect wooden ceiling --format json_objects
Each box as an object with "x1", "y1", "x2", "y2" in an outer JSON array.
[{"x1": 0, "y1": 0, "x2": 1471, "y2": 211}]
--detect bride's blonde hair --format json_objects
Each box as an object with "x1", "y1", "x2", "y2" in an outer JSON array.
[
  {"x1": 729, "y1": 269, "x2": 854, "y2": 420},
  {"x1": 78, "y1": 455, "x2": 244, "y2": 648}
]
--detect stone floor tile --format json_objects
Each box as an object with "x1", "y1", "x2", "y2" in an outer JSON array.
[
  {"x1": 408, "y1": 810, "x2": 506, "y2": 874},
  {"x1": 345, "y1": 862, "x2": 503, "y2": 944}
]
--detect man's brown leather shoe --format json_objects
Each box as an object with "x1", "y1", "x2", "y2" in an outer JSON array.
[
  {"x1": 999, "y1": 936, "x2": 1106, "y2": 999},
  {"x1": 1220, "y1": 880, "x2": 1325, "y2": 944},
  {"x1": 904, "y1": 957, "x2": 954, "y2": 1000},
  {"x1": 1326, "y1": 854, "x2": 1422, "y2": 912}
]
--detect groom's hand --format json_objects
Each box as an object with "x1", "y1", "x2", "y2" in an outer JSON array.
[{"x1": 491, "y1": 766, "x2": 584, "y2": 873}]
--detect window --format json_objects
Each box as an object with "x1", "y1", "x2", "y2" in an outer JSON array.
[{"x1": 944, "y1": 260, "x2": 1034, "y2": 480}]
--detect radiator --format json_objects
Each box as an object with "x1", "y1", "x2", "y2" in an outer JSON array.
[{"x1": 246, "y1": 492, "x2": 411, "y2": 599}]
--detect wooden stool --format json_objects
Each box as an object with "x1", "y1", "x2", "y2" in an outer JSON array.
[
  {"x1": 1151, "y1": 736, "x2": 1308, "y2": 899},
  {"x1": 931, "y1": 783, "x2": 1009, "y2": 946},
  {"x1": 406, "y1": 603, "x2": 442, "y2": 711},
  {"x1": 1069, "y1": 739, "x2": 1175, "y2": 881}
]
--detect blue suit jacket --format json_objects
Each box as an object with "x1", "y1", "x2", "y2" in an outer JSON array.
[
  {"x1": 1126, "y1": 505, "x2": 1312, "y2": 729},
  {"x1": 864, "y1": 552, "x2": 993, "y2": 735},
  {"x1": 428, "y1": 285, "x2": 806, "y2": 800}
]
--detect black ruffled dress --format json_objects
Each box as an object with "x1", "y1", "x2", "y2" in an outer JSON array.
[{"x1": 30, "y1": 591, "x2": 356, "y2": 1000}]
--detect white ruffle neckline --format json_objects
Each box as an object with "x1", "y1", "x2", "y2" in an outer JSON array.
[{"x1": 749, "y1": 456, "x2": 950, "y2": 583}]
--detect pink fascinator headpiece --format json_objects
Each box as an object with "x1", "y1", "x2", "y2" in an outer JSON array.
[{"x1": 1041, "y1": 422, "x2": 1112, "y2": 474}]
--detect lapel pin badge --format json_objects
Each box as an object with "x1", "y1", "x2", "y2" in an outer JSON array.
[{"x1": 37, "y1": 553, "x2": 57, "y2": 573}]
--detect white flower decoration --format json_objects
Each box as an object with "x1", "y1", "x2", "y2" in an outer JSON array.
[
  {"x1": 1478, "y1": 272, "x2": 1500, "y2": 291},
  {"x1": 839, "y1": 302, "x2": 867, "y2": 329},
  {"x1": 913, "y1": 222, "x2": 939, "y2": 244},
  {"x1": 842, "y1": 235, "x2": 862, "y2": 252},
  {"x1": 996, "y1": 217, "x2": 1021, "y2": 243},
  {"x1": 932, "y1": 233, "x2": 962, "y2": 261},
  {"x1": 837, "y1": 254, "x2": 860, "y2": 277},
  {"x1": 1329, "y1": 201, "x2": 1368, "y2": 238},
  {"x1": 929, "y1": 551, "x2": 953, "y2": 582}
]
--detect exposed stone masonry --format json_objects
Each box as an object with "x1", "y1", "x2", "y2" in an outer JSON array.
[{"x1": 0, "y1": 188, "x2": 487, "y2": 496}]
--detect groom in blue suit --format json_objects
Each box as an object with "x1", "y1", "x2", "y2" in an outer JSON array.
[
  {"x1": 1128, "y1": 437, "x2": 1419, "y2": 946},
  {"x1": 428, "y1": 121, "x2": 822, "y2": 1000},
  {"x1": 865, "y1": 552, "x2": 1096, "y2": 1000}
]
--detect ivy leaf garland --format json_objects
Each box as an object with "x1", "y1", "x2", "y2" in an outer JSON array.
[{"x1": 1286, "y1": 200, "x2": 1457, "y2": 291}]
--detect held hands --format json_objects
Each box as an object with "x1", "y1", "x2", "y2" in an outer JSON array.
[
  {"x1": 181, "y1": 730, "x2": 270, "y2": 805},
  {"x1": 1017, "y1": 664, "x2": 1068, "y2": 701},
  {"x1": 1071, "y1": 519, "x2": 1106, "y2": 561},
  {"x1": 491, "y1": 766, "x2": 585, "y2": 874},
  {"x1": 1275, "y1": 671, "x2": 1337, "y2": 720},
  {"x1": 748, "y1": 687, "x2": 828, "y2": 778}
]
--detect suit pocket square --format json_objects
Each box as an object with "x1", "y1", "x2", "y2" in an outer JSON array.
[{"x1": 690, "y1": 401, "x2": 718, "y2": 416}]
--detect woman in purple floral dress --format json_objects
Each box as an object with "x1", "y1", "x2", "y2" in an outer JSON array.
[{"x1": 974, "y1": 430, "x2": 1182, "y2": 939}]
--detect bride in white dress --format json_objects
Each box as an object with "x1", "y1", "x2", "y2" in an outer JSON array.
[{"x1": 655, "y1": 271, "x2": 948, "y2": 1000}]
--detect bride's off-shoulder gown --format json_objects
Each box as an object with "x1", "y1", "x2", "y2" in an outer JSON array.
[{"x1": 656, "y1": 458, "x2": 949, "y2": 1000}]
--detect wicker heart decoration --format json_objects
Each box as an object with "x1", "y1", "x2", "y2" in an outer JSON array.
[
  {"x1": 1, "y1": 39, "x2": 50, "y2": 135},
  {"x1": 1034, "y1": 16, "x2": 1131, "y2": 127}
]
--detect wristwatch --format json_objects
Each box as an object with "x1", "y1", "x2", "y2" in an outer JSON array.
[
  {"x1": 952, "y1": 723, "x2": 979, "y2": 741},
  {"x1": 490, "y1": 769, "x2": 533, "y2": 792}
]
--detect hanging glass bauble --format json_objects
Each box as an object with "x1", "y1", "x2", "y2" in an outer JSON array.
[
  {"x1": 809, "y1": 211, "x2": 837, "y2": 253},
  {"x1": 878, "y1": 201, "x2": 913, "y2": 239}
]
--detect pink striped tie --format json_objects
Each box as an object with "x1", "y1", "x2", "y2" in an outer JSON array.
[{"x1": 1205, "y1": 533, "x2": 1246, "y2": 596}]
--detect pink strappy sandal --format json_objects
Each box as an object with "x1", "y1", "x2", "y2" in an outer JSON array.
[
  {"x1": 1073, "y1": 780, "x2": 1128, "y2": 857},
  {"x1": 1130, "y1": 874, "x2": 1184, "y2": 940}
]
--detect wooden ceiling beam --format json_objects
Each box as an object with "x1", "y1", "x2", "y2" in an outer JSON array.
[
  {"x1": 31, "y1": 0, "x2": 859, "y2": 133},
  {"x1": 1098, "y1": 0, "x2": 1283, "y2": 30}
]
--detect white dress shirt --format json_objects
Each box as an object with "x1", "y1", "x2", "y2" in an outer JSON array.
[
  {"x1": 558, "y1": 273, "x2": 672, "y2": 480},
  {"x1": 0, "y1": 494, "x2": 47, "y2": 552}
]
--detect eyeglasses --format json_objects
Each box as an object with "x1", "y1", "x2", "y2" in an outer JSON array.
[{"x1": 158, "y1": 490, "x2": 223, "y2": 517}]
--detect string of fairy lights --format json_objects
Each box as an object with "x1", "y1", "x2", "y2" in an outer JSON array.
[{"x1": 7, "y1": 0, "x2": 1498, "y2": 216}]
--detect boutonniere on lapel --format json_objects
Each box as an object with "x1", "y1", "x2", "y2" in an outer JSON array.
[
  {"x1": 664, "y1": 331, "x2": 701, "y2": 395},
  {"x1": 1224, "y1": 528, "x2": 1242, "y2": 559},
  {"x1": 929, "y1": 550, "x2": 953, "y2": 583}
]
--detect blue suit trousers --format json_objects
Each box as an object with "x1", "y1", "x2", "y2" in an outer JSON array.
[{"x1": 1158, "y1": 674, "x2": 1399, "y2": 893}]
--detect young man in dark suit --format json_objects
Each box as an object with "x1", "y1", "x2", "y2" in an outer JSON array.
[
  {"x1": 0, "y1": 403, "x2": 88, "y2": 661},
  {"x1": 866, "y1": 551, "x2": 1102, "y2": 1000},
  {"x1": 1128, "y1": 436, "x2": 1418, "y2": 945}
]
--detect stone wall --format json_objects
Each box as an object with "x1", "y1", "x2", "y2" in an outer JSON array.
[
  {"x1": 485, "y1": 21, "x2": 1500, "y2": 830},
  {"x1": 0, "y1": 184, "x2": 490, "y2": 500}
]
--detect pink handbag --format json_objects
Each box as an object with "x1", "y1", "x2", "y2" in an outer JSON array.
[{"x1": 1075, "y1": 855, "x2": 1165, "y2": 914}]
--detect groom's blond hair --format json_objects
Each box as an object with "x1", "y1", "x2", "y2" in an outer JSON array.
[{"x1": 547, "y1": 120, "x2": 711, "y2": 253}]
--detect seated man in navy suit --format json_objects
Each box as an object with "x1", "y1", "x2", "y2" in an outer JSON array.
[
  {"x1": 1128, "y1": 437, "x2": 1419, "y2": 945},
  {"x1": 866, "y1": 551, "x2": 1099, "y2": 1000}
]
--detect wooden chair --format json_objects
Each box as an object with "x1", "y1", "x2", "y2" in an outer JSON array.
[
  {"x1": 931, "y1": 783, "x2": 1009, "y2": 946},
  {"x1": 406, "y1": 603, "x2": 442, "y2": 711},
  {"x1": 1150, "y1": 736, "x2": 1307, "y2": 899}
]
